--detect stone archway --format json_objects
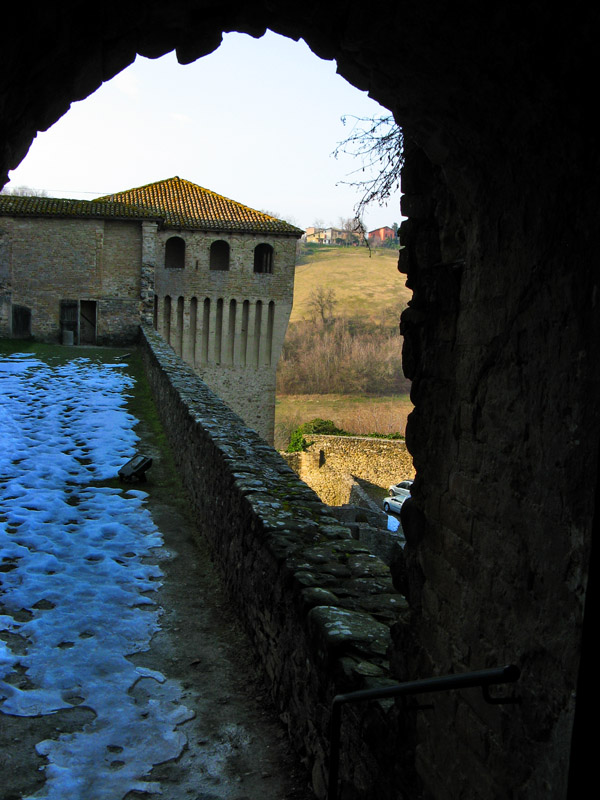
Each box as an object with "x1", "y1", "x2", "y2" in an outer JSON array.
[{"x1": 1, "y1": 3, "x2": 598, "y2": 797}]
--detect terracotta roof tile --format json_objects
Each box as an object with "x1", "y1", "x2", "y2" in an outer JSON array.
[
  {"x1": 0, "y1": 194, "x2": 160, "y2": 221},
  {"x1": 96, "y1": 176, "x2": 303, "y2": 236}
]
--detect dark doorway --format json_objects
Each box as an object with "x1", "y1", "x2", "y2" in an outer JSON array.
[
  {"x1": 79, "y1": 300, "x2": 97, "y2": 345},
  {"x1": 12, "y1": 305, "x2": 31, "y2": 337},
  {"x1": 60, "y1": 299, "x2": 78, "y2": 343}
]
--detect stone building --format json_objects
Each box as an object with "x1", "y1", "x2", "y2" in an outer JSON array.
[
  {"x1": 101, "y1": 177, "x2": 302, "y2": 442},
  {"x1": 0, "y1": 178, "x2": 302, "y2": 443},
  {"x1": 1, "y1": 4, "x2": 597, "y2": 797},
  {"x1": 368, "y1": 225, "x2": 396, "y2": 246}
]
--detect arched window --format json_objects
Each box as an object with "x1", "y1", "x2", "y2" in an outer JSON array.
[
  {"x1": 210, "y1": 240, "x2": 230, "y2": 271},
  {"x1": 253, "y1": 243, "x2": 274, "y2": 274},
  {"x1": 165, "y1": 236, "x2": 185, "y2": 269}
]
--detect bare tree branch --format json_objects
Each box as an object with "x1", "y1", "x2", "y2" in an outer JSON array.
[
  {"x1": 307, "y1": 285, "x2": 338, "y2": 324},
  {"x1": 333, "y1": 115, "x2": 404, "y2": 221}
]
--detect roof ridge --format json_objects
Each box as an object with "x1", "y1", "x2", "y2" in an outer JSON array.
[
  {"x1": 94, "y1": 176, "x2": 303, "y2": 235},
  {"x1": 99, "y1": 176, "x2": 279, "y2": 221}
]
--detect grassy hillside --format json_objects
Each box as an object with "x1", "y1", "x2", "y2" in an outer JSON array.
[
  {"x1": 291, "y1": 245, "x2": 411, "y2": 325},
  {"x1": 275, "y1": 244, "x2": 414, "y2": 450}
]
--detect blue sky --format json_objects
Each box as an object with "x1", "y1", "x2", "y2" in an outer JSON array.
[{"x1": 6, "y1": 31, "x2": 401, "y2": 231}]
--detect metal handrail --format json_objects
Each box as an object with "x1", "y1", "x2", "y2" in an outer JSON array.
[{"x1": 327, "y1": 664, "x2": 521, "y2": 800}]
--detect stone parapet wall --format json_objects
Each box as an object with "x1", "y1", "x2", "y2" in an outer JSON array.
[{"x1": 139, "y1": 325, "x2": 414, "y2": 799}]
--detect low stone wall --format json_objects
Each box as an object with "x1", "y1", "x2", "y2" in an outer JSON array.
[
  {"x1": 139, "y1": 325, "x2": 413, "y2": 799},
  {"x1": 282, "y1": 435, "x2": 414, "y2": 511},
  {"x1": 287, "y1": 448, "x2": 357, "y2": 507},
  {"x1": 304, "y1": 434, "x2": 415, "y2": 489}
]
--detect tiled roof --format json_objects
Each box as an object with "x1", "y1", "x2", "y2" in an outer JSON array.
[
  {"x1": 0, "y1": 194, "x2": 160, "y2": 221},
  {"x1": 96, "y1": 176, "x2": 303, "y2": 236}
]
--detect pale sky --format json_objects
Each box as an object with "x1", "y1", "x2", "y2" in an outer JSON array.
[{"x1": 5, "y1": 31, "x2": 402, "y2": 232}]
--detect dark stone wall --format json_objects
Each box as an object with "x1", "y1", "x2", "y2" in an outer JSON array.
[
  {"x1": 397, "y1": 138, "x2": 597, "y2": 797},
  {"x1": 1, "y1": 3, "x2": 597, "y2": 796}
]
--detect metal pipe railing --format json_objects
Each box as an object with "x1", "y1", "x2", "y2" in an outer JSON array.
[{"x1": 327, "y1": 664, "x2": 521, "y2": 800}]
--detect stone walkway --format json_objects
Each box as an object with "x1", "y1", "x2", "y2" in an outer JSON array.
[{"x1": 0, "y1": 348, "x2": 313, "y2": 800}]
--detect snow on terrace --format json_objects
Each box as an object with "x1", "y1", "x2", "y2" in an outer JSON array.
[{"x1": 0, "y1": 352, "x2": 193, "y2": 799}]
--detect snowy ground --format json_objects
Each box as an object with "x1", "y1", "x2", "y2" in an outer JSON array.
[{"x1": 0, "y1": 352, "x2": 193, "y2": 798}]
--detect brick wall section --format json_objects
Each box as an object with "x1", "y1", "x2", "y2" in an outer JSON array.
[
  {"x1": 154, "y1": 230, "x2": 296, "y2": 301},
  {"x1": 1, "y1": 217, "x2": 142, "y2": 343},
  {"x1": 139, "y1": 324, "x2": 417, "y2": 799}
]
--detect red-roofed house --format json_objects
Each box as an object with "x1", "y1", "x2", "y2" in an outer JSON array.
[{"x1": 367, "y1": 226, "x2": 397, "y2": 246}]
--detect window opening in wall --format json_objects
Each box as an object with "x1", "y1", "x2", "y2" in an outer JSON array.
[
  {"x1": 254, "y1": 300, "x2": 263, "y2": 366},
  {"x1": 266, "y1": 301, "x2": 275, "y2": 366},
  {"x1": 201, "y1": 298, "x2": 210, "y2": 363},
  {"x1": 153, "y1": 295, "x2": 158, "y2": 330},
  {"x1": 210, "y1": 240, "x2": 230, "y2": 271},
  {"x1": 79, "y1": 300, "x2": 97, "y2": 345},
  {"x1": 227, "y1": 299, "x2": 236, "y2": 364},
  {"x1": 254, "y1": 243, "x2": 274, "y2": 274},
  {"x1": 215, "y1": 298, "x2": 223, "y2": 363},
  {"x1": 165, "y1": 236, "x2": 185, "y2": 269},
  {"x1": 241, "y1": 300, "x2": 249, "y2": 367},
  {"x1": 163, "y1": 296, "x2": 172, "y2": 344},
  {"x1": 175, "y1": 296, "x2": 184, "y2": 356},
  {"x1": 190, "y1": 297, "x2": 198, "y2": 363}
]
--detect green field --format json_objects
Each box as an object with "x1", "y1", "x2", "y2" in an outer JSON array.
[{"x1": 291, "y1": 246, "x2": 411, "y2": 325}]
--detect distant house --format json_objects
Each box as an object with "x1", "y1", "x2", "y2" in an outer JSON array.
[
  {"x1": 0, "y1": 176, "x2": 303, "y2": 443},
  {"x1": 304, "y1": 226, "x2": 359, "y2": 245},
  {"x1": 368, "y1": 226, "x2": 397, "y2": 246}
]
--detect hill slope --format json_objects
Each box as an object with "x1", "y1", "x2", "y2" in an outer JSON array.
[{"x1": 291, "y1": 246, "x2": 411, "y2": 325}]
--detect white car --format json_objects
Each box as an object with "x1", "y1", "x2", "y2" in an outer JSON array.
[
  {"x1": 388, "y1": 479, "x2": 413, "y2": 498},
  {"x1": 383, "y1": 494, "x2": 407, "y2": 514}
]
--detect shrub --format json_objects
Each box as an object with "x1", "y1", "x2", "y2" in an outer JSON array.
[
  {"x1": 286, "y1": 417, "x2": 404, "y2": 450},
  {"x1": 287, "y1": 429, "x2": 309, "y2": 452},
  {"x1": 299, "y1": 418, "x2": 345, "y2": 435}
]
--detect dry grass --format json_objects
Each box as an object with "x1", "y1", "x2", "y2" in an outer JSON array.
[
  {"x1": 275, "y1": 246, "x2": 414, "y2": 450},
  {"x1": 277, "y1": 319, "x2": 408, "y2": 395},
  {"x1": 274, "y1": 393, "x2": 413, "y2": 450},
  {"x1": 291, "y1": 246, "x2": 411, "y2": 325}
]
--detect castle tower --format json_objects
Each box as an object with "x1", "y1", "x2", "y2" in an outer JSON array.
[{"x1": 101, "y1": 177, "x2": 303, "y2": 444}]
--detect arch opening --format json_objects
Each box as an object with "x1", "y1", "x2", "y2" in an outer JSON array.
[
  {"x1": 253, "y1": 243, "x2": 273, "y2": 274},
  {"x1": 209, "y1": 240, "x2": 230, "y2": 271},
  {"x1": 165, "y1": 236, "x2": 186, "y2": 269}
]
